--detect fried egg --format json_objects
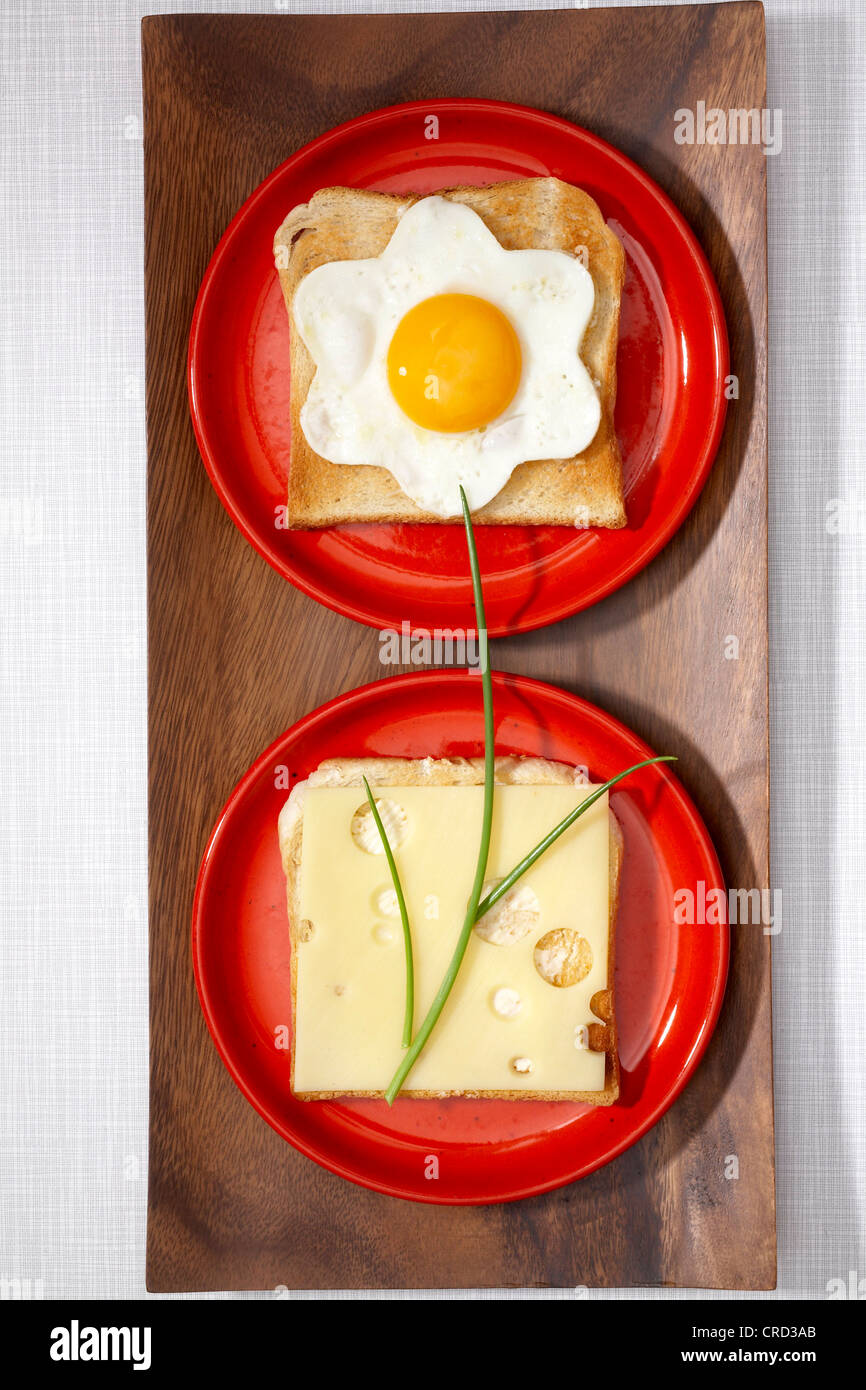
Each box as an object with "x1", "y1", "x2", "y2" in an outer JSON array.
[{"x1": 292, "y1": 195, "x2": 601, "y2": 517}]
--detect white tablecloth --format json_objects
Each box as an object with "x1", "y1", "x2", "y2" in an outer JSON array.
[{"x1": 1, "y1": 0, "x2": 863, "y2": 1299}]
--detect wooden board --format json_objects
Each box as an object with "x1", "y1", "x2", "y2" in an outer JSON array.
[{"x1": 144, "y1": 3, "x2": 773, "y2": 1291}]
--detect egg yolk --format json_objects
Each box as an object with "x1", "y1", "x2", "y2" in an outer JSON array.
[{"x1": 387, "y1": 294, "x2": 522, "y2": 433}]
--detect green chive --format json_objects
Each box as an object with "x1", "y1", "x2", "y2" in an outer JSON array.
[
  {"x1": 384, "y1": 486, "x2": 494, "y2": 1104},
  {"x1": 474, "y1": 755, "x2": 677, "y2": 924},
  {"x1": 363, "y1": 775, "x2": 414, "y2": 1049},
  {"x1": 380, "y1": 488, "x2": 676, "y2": 1102}
]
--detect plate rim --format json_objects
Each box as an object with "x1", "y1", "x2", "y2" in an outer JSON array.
[
  {"x1": 187, "y1": 96, "x2": 730, "y2": 636},
  {"x1": 191, "y1": 668, "x2": 730, "y2": 1204}
]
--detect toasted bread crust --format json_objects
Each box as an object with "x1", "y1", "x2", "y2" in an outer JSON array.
[
  {"x1": 278, "y1": 755, "x2": 622, "y2": 1103},
  {"x1": 273, "y1": 178, "x2": 626, "y2": 528}
]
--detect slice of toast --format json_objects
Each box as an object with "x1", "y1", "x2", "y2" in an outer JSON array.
[
  {"x1": 273, "y1": 178, "x2": 626, "y2": 528},
  {"x1": 278, "y1": 755, "x2": 622, "y2": 1103}
]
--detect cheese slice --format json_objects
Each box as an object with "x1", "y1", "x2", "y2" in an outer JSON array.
[{"x1": 293, "y1": 783, "x2": 610, "y2": 1095}]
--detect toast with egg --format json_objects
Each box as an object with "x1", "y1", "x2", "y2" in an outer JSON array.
[
  {"x1": 278, "y1": 754, "x2": 622, "y2": 1103},
  {"x1": 273, "y1": 178, "x2": 627, "y2": 528}
]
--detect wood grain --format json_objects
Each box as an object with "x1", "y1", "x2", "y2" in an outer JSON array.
[{"x1": 144, "y1": 3, "x2": 773, "y2": 1291}]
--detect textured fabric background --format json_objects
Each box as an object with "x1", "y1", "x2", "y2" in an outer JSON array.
[{"x1": 1, "y1": 0, "x2": 863, "y2": 1300}]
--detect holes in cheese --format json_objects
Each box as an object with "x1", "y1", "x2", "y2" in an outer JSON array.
[
  {"x1": 372, "y1": 923, "x2": 398, "y2": 946},
  {"x1": 490, "y1": 987, "x2": 522, "y2": 1019},
  {"x1": 533, "y1": 928, "x2": 593, "y2": 988},
  {"x1": 474, "y1": 881, "x2": 541, "y2": 945},
  {"x1": 589, "y1": 989, "x2": 613, "y2": 1023},
  {"x1": 373, "y1": 886, "x2": 400, "y2": 917},
  {"x1": 350, "y1": 798, "x2": 409, "y2": 854},
  {"x1": 510, "y1": 1056, "x2": 534, "y2": 1075},
  {"x1": 297, "y1": 919, "x2": 315, "y2": 943}
]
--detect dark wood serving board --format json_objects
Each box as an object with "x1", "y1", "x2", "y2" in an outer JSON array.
[{"x1": 144, "y1": 3, "x2": 772, "y2": 1291}]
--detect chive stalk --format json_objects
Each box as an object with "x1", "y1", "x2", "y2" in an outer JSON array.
[
  {"x1": 381, "y1": 489, "x2": 676, "y2": 1103},
  {"x1": 363, "y1": 775, "x2": 414, "y2": 1048},
  {"x1": 384, "y1": 486, "x2": 495, "y2": 1104},
  {"x1": 474, "y1": 755, "x2": 677, "y2": 923}
]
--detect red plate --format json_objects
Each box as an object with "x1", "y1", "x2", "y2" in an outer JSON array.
[
  {"x1": 193, "y1": 672, "x2": 728, "y2": 1204},
  {"x1": 188, "y1": 99, "x2": 728, "y2": 637}
]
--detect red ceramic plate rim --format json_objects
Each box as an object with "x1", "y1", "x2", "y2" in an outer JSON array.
[
  {"x1": 187, "y1": 98, "x2": 729, "y2": 634},
  {"x1": 192, "y1": 670, "x2": 730, "y2": 1203}
]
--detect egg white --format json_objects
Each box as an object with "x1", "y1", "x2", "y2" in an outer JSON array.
[{"x1": 292, "y1": 195, "x2": 601, "y2": 518}]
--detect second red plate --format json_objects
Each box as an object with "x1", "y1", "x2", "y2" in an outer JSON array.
[
  {"x1": 189, "y1": 99, "x2": 729, "y2": 635},
  {"x1": 192, "y1": 672, "x2": 728, "y2": 1204}
]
